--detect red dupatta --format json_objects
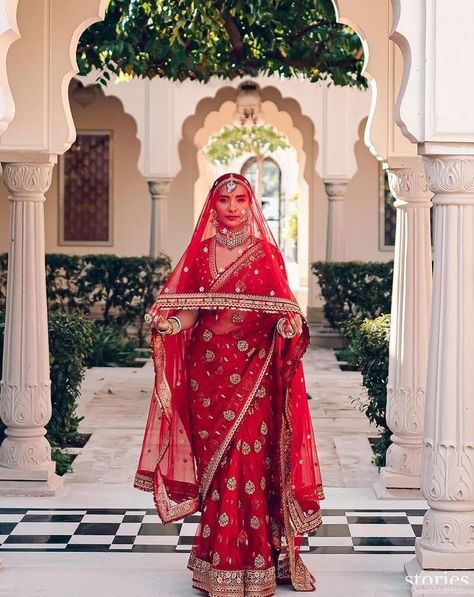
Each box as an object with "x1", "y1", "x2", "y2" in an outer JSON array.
[{"x1": 134, "y1": 173, "x2": 324, "y2": 535}]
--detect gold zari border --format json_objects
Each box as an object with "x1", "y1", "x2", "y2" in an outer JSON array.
[
  {"x1": 210, "y1": 238, "x2": 265, "y2": 290},
  {"x1": 148, "y1": 292, "x2": 302, "y2": 316},
  {"x1": 134, "y1": 472, "x2": 153, "y2": 492},
  {"x1": 188, "y1": 548, "x2": 276, "y2": 597}
]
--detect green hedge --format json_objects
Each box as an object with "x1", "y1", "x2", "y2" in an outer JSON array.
[
  {"x1": 311, "y1": 261, "x2": 393, "y2": 331},
  {"x1": 344, "y1": 314, "x2": 391, "y2": 468},
  {"x1": 0, "y1": 310, "x2": 96, "y2": 474},
  {"x1": 0, "y1": 253, "x2": 172, "y2": 346}
]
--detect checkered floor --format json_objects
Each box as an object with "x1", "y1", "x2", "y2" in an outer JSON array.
[{"x1": 0, "y1": 508, "x2": 425, "y2": 554}]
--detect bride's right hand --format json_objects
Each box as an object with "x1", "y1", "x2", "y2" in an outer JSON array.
[{"x1": 153, "y1": 314, "x2": 171, "y2": 334}]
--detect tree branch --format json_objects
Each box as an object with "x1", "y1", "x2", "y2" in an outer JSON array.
[
  {"x1": 220, "y1": 8, "x2": 246, "y2": 60},
  {"x1": 288, "y1": 20, "x2": 330, "y2": 41}
]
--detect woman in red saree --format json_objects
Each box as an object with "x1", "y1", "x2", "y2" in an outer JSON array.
[{"x1": 135, "y1": 173, "x2": 324, "y2": 596}]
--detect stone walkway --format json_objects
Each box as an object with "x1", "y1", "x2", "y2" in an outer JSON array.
[
  {"x1": 0, "y1": 346, "x2": 427, "y2": 597},
  {"x1": 71, "y1": 345, "x2": 379, "y2": 490}
]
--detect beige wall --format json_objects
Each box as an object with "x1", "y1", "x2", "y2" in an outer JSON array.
[
  {"x1": 345, "y1": 119, "x2": 393, "y2": 263},
  {"x1": 0, "y1": 87, "x2": 150, "y2": 256}
]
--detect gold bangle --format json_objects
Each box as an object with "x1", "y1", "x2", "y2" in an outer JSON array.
[
  {"x1": 168, "y1": 316, "x2": 182, "y2": 335},
  {"x1": 277, "y1": 317, "x2": 295, "y2": 339}
]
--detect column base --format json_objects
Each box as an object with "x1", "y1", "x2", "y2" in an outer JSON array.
[
  {"x1": 0, "y1": 474, "x2": 63, "y2": 496},
  {"x1": 416, "y1": 539, "x2": 474, "y2": 571},
  {"x1": 405, "y1": 558, "x2": 474, "y2": 595},
  {"x1": 373, "y1": 478, "x2": 424, "y2": 500},
  {"x1": 0, "y1": 461, "x2": 56, "y2": 481},
  {"x1": 380, "y1": 466, "x2": 421, "y2": 489}
]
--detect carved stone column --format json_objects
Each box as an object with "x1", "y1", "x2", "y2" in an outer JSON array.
[
  {"x1": 324, "y1": 180, "x2": 348, "y2": 261},
  {"x1": 379, "y1": 163, "x2": 433, "y2": 491},
  {"x1": 415, "y1": 155, "x2": 474, "y2": 569},
  {"x1": 0, "y1": 161, "x2": 62, "y2": 495},
  {"x1": 148, "y1": 177, "x2": 172, "y2": 258}
]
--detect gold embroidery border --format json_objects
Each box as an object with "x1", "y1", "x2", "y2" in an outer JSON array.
[
  {"x1": 210, "y1": 237, "x2": 265, "y2": 290},
  {"x1": 149, "y1": 292, "x2": 302, "y2": 315},
  {"x1": 199, "y1": 331, "x2": 277, "y2": 501},
  {"x1": 288, "y1": 488, "x2": 325, "y2": 534},
  {"x1": 278, "y1": 389, "x2": 317, "y2": 592},
  {"x1": 135, "y1": 331, "x2": 200, "y2": 523},
  {"x1": 188, "y1": 548, "x2": 276, "y2": 597}
]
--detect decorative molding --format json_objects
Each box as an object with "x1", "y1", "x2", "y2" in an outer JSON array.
[
  {"x1": 2, "y1": 162, "x2": 53, "y2": 197},
  {"x1": 387, "y1": 167, "x2": 432, "y2": 204},
  {"x1": 385, "y1": 441, "x2": 423, "y2": 477},
  {"x1": 0, "y1": 382, "x2": 51, "y2": 428},
  {"x1": 419, "y1": 509, "x2": 474, "y2": 552},
  {"x1": 386, "y1": 386, "x2": 425, "y2": 435},
  {"x1": 421, "y1": 442, "x2": 474, "y2": 503},
  {"x1": 423, "y1": 156, "x2": 474, "y2": 197},
  {"x1": 0, "y1": 436, "x2": 50, "y2": 469}
]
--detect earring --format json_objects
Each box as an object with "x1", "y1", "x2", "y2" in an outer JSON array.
[{"x1": 210, "y1": 208, "x2": 219, "y2": 227}]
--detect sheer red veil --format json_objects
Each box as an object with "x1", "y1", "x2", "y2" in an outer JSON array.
[{"x1": 135, "y1": 172, "x2": 324, "y2": 531}]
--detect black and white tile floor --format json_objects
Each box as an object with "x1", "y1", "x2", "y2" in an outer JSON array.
[{"x1": 0, "y1": 507, "x2": 425, "y2": 554}]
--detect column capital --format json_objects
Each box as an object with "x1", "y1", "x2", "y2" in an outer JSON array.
[
  {"x1": 323, "y1": 180, "x2": 349, "y2": 201},
  {"x1": 147, "y1": 177, "x2": 172, "y2": 200},
  {"x1": 386, "y1": 166, "x2": 433, "y2": 208},
  {"x1": 2, "y1": 162, "x2": 54, "y2": 199},
  {"x1": 422, "y1": 155, "x2": 474, "y2": 203}
]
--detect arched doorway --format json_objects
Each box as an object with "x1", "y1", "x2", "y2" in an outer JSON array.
[{"x1": 241, "y1": 156, "x2": 284, "y2": 250}]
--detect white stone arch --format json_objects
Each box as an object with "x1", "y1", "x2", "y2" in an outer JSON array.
[
  {"x1": 0, "y1": 0, "x2": 20, "y2": 135},
  {"x1": 330, "y1": 1, "x2": 381, "y2": 160},
  {"x1": 171, "y1": 84, "x2": 318, "y2": 313}
]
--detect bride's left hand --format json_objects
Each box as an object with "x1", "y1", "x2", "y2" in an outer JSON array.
[{"x1": 285, "y1": 312, "x2": 303, "y2": 336}]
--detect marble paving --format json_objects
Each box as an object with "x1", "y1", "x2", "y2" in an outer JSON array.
[{"x1": 0, "y1": 347, "x2": 429, "y2": 596}]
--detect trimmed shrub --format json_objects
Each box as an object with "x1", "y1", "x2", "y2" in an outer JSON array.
[
  {"x1": 48, "y1": 312, "x2": 96, "y2": 447},
  {"x1": 344, "y1": 314, "x2": 391, "y2": 468},
  {"x1": 76, "y1": 254, "x2": 170, "y2": 345},
  {"x1": 0, "y1": 253, "x2": 172, "y2": 346},
  {"x1": 86, "y1": 323, "x2": 140, "y2": 367},
  {"x1": 0, "y1": 311, "x2": 95, "y2": 467},
  {"x1": 46, "y1": 254, "x2": 88, "y2": 314},
  {"x1": 311, "y1": 261, "x2": 393, "y2": 331}
]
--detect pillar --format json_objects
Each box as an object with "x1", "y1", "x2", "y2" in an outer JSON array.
[
  {"x1": 324, "y1": 180, "x2": 348, "y2": 261},
  {"x1": 379, "y1": 160, "x2": 433, "y2": 491},
  {"x1": 0, "y1": 161, "x2": 62, "y2": 495},
  {"x1": 414, "y1": 154, "x2": 474, "y2": 570},
  {"x1": 148, "y1": 177, "x2": 172, "y2": 258}
]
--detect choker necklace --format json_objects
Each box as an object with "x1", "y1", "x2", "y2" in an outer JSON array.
[{"x1": 215, "y1": 226, "x2": 250, "y2": 249}]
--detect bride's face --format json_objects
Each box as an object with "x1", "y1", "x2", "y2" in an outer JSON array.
[{"x1": 215, "y1": 184, "x2": 251, "y2": 230}]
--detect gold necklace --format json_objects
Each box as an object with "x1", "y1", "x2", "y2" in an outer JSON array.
[{"x1": 215, "y1": 226, "x2": 250, "y2": 249}]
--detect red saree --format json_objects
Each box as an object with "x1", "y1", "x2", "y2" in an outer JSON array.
[{"x1": 135, "y1": 173, "x2": 324, "y2": 596}]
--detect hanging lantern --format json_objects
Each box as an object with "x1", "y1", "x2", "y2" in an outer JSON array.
[{"x1": 234, "y1": 81, "x2": 263, "y2": 127}]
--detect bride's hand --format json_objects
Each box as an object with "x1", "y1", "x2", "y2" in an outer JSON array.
[
  {"x1": 277, "y1": 313, "x2": 303, "y2": 338},
  {"x1": 287, "y1": 312, "x2": 303, "y2": 336},
  {"x1": 153, "y1": 313, "x2": 171, "y2": 334}
]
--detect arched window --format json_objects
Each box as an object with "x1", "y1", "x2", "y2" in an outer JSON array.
[{"x1": 241, "y1": 157, "x2": 282, "y2": 246}]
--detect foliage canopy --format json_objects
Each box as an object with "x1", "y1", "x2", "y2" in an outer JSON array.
[
  {"x1": 77, "y1": 0, "x2": 365, "y2": 88},
  {"x1": 204, "y1": 125, "x2": 289, "y2": 165}
]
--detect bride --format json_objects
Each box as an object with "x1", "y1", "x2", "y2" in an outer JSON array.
[{"x1": 135, "y1": 172, "x2": 324, "y2": 596}]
